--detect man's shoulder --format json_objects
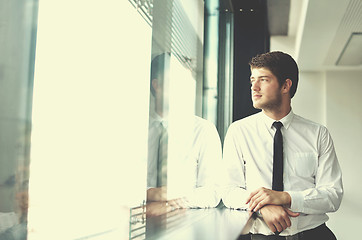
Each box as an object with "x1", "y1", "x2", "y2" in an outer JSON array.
[
  {"x1": 229, "y1": 112, "x2": 262, "y2": 130},
  {"x1": 193, "y1": 115, "x2": 217, "y2": 130},
  {"x1": 234, "y1": 112, "x2": 261, "y2": 123},
  {"x1": 292, "y1": 114, "x2": 325, "y2": 128},
  {"x1": 291, "y1": 113, "x2": 329, "y2": 135},
  {"x1": 193, "y1": 116, "x2": 220, "y2": 138}
]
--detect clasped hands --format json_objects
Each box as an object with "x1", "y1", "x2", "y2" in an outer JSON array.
[
  {"x1": 146, "y1": 187, "x2": 188, "y2": 217},
  {"x1": 246, "y1": 187, "x2": 300, "y2": 233}
]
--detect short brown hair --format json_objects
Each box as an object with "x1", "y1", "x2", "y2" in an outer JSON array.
[
  {"x1": 150, "y1": 53, "x2": 170, "y2": 96},
  {"x1": 249, "y1": 51, "x2": 299, "y2": 98}
]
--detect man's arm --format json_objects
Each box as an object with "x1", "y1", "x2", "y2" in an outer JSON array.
[
  {"x1": 288, "y1": 127, "x2": 343, "y2": 214},
  {"x1": 184, "y1": 120, "x2": 222, "y2": 208},
  {"x1": 221, "y1": 124, "x2": 250, "y2": 209},
  {"x1": 259, "y1": 205, "x2": 299, "y2": 233},
  {"x1": 246, "y1": 187, "x2": 291, "y2": 212}
]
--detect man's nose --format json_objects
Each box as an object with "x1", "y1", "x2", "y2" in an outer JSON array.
[{"x1": 251, "y1": 80, "x2": 260, "y2": 91}]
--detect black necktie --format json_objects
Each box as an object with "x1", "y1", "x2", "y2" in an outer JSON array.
[{"x1": 272, "y1": 121, "x2": 284, "y2": 191}]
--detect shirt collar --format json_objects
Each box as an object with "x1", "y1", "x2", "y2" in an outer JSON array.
[
  {"x1": 149, "y1": 110, "x2": 168, "y2": 128},
  {"x1": 261, "y1": 109, "x2": 295, "y2": 130}
]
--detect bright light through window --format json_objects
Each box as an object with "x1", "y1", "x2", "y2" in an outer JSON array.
[{"x1": 28, "y1": 1, "x2": 151, "y2": 239}]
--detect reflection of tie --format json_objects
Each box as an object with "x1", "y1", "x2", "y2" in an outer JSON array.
[
  {"x1": 272, "y1": 121, "x2": 283, "y2": 191},
  {"x1": 157, "y1": 122, "x2": 168, "y2": 187}
]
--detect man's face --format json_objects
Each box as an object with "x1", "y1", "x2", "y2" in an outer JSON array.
[{"x1": 250, "y1": 67, "x2": 283, "y2": 111}]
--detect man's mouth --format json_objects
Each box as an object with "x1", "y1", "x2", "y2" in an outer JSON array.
[{"x1": 253, "y1": 94, "x2": 262, "y2": 99}]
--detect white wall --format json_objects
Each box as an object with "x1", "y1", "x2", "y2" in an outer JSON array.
[
  {"x1": 292, "y1": 69, "x2": 362, "y2": 239},
  {"x1": 292, "y1": 71, "x2": 326, "y2": 125},
  {"x1": 324, "y1": 70, "x2": 362, "y2": 239}
]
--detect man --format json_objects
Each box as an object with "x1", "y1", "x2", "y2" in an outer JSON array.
[{"x1": 222, "y1": 51, "x2": 343, "y2": 239}]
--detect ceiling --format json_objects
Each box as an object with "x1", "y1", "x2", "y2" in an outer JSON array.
[
  {"x1": 272, "y1": 0, "x2": 362, "y2": 71},
  {"x1": 222, "y1": 0, "x2": 362, "y2": 71}
]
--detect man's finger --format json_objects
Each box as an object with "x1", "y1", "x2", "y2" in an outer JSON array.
[
  {"x1": 265, "y1": 222, "x2": 276, "y2": 233},
  {"x1": 285, "y1": 208, "x2": 300, "y2": 217},
  {"x1": 245, "y1": 189, "x2": 258, "y2": 204},
  {"x1": 274, "y1": 222, "x2": 283, "y2": 233},
  {"x1": 248, "y1": 193, "x2": 264, "y2": 211},
  {"x1": 246, "y1": 187, "x2": 265, "y2": 204},
  {"x1": 280, "y1": 217, "x2": 290, "y2": 230},
  {"x1": 253, "y1": 199, "x2": 267, "y2": 212},
  {"x1": 285, "y1": 213, "x2": 292, "y2": 227}
]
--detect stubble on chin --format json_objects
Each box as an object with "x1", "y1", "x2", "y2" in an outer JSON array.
[{"x1": 252, "y1": 95, "x2": 282, "y2": 112}]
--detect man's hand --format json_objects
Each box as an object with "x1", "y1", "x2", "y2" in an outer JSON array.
[
  {"x1": 246, "y1": 187, "x2": 291, "y2": 212},
  {"x1": 146, "y1": 201, "x2": 170, "y2": 217},
  {"x1": 146, "y1": 198, "x2": 188, "y2": 217},
  {"x1": 259, "y1": 205, "x2": 299, "y2": 233},
  {"x1": 147, "y1": 186, "x2": 167, "y2": 202}
]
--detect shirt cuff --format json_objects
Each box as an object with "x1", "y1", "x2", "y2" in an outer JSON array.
[
  {"x1": 184, "y1": 187, "x2": 220, "y2": 208},
  {"x1": 222, "y1": 188, "x2": 250, "y2": 210},
  {"x1": 286, "y1": 191, "x2": 304, "y2": 212}
]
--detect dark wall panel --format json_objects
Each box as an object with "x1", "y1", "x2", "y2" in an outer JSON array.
[{"x1": 232, "y1": 0, "x2": 270, "y2": 121}]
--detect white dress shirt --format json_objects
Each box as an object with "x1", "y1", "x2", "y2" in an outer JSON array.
[
  {"x1": 147, "y1": 113, "x2": 222, "y2": 208},
  {"x1": 222, "y1": 110, "x2": 343, "y2": 236}
]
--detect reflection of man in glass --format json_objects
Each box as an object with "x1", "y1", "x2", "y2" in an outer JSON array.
[
  {"x1": 147, "y1": 53, "x2": 222, "y2": 212},
  {"x1": 147, "y1": 53, "x2": 170, "y2": 203}
]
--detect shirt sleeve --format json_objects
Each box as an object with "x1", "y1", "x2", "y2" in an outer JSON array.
[
  {"x1": 287, "y1": 126, "x2": 343, "y2": 214},
  {"x1": 221, "y1": 124, "x2": 250, "y2": 210},
  {"x1": 184, "y1": 121, "x2": 222, "y2": 208},
  {"x1": 147, "y1": 122, "x2": 160, "y2": 189}
]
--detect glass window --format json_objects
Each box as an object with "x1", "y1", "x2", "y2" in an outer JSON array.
[
  {"x1": 144, "y1": 1, "x2": 223, "y2": 239},
  {"x1": 0, "y1": 1, "x2": 38, "y2": 239},
  {"x1": 28, "y1": 1, "x2": 152, "y2": 239}
]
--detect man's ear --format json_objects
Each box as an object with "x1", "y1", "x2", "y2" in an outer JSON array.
[
  {"x1": 151, "y1": 79, "x2": 158, "y2": 92},
  {"x1": 282, "y1": 79, "x2": 292, "y2": 95}
]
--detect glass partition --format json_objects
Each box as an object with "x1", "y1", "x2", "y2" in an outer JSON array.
[
  {"x1": 28, "y1": 1, "x2": 152, "y2": 239},
  {"x1": 144, "y1": 1, "x2": 223, "y2": 238},
  {"x1": 0, "y1": 1, "x2": 38, "y2": 239}
]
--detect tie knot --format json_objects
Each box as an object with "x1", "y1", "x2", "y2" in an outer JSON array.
[{"x1": 273, "y1": 121, "x2": 283, "y2": 130}]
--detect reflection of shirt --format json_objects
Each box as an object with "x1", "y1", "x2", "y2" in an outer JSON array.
[
  {"x1": 147, "y1": 112, "x2": 166, "y2": 189},
  {"x1": 222, "y1": 110, "x2": 343, "y2": 236},
  {"x1": 147, "y1": 114, "x2": 222, "y2": 208},
  {"x1": 183, "y1": 116, "x2": 222, "y2": 208}
]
